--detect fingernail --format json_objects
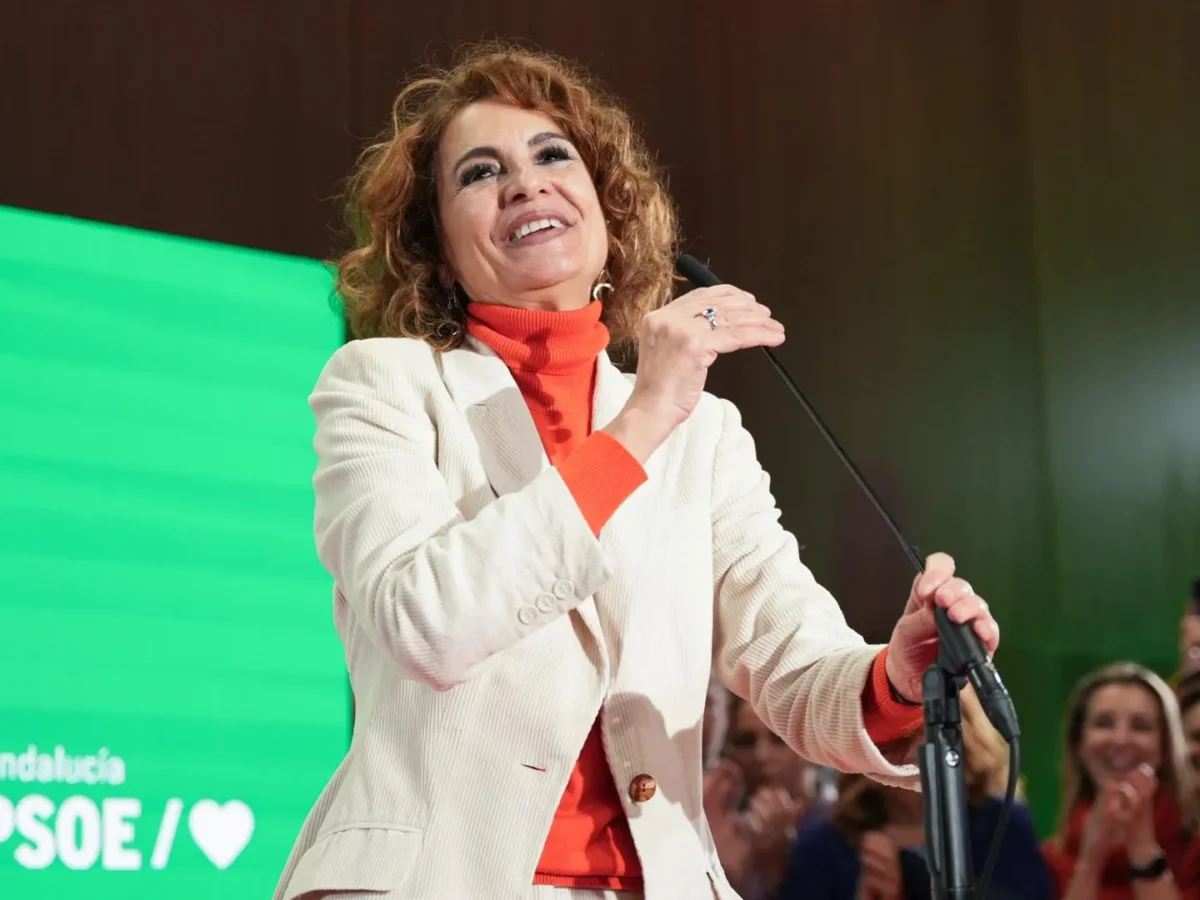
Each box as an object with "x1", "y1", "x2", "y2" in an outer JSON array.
[
  {"x1": 961, "y1": 582, "x2": 974, "y2": 596},
  {"x1": 1138, "y1": 763, "x2": 1154, "y2": 777}
]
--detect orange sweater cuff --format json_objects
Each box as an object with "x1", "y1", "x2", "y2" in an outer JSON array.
[
  {"x1": 862, "y1": 646, "x2": 924, "y2": 746},
  {"x1": 557, "y1": 432, "x2": 648, "y2": 536}
]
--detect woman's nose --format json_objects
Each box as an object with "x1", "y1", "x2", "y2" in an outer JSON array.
[
  {"x1": 501, "y1": 164, "x2": 551, "y2": 206},
  {"x1": 1111, "y1": 726, "x2": 1138, "y2": 746}
]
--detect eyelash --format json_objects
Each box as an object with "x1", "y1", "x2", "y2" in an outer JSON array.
[{"x1": 458, "y1": 144, "x2": 573, "y2": 187}]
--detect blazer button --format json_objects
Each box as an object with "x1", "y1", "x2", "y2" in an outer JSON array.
[
  {"x1": 628, "y1": 774, "x2": 656, "y2": 803},
  {"x1": 535, "y1": 593, "x2": 556, "y2": 613},
  {"x1": 552, "y1": 579, "x2": 575, "y2": 600},
  {"x1": 517, "y1": 605, "x2": 538, "y2": 625}
]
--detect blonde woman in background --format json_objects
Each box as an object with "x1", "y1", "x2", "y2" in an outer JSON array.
[
  {"x1": 780, "y1": 685, "x2": 1050, "y2": 900},
  {"x1": 1043, "y1": 663, "x2": 1200, "y2": 900}
]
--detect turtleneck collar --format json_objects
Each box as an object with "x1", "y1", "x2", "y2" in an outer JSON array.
[{"x1": 465, "y1": 300, "x2": 610, "y2": 375}]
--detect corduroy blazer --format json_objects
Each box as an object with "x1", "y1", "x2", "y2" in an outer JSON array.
[{"x1": 274, "y1": 336, "x2": 921, "y2": 900}]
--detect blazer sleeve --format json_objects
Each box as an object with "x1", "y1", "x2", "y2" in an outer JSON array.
[
  {"x1": 309, "y1": 341, "x2": 615, "y2": 690},
  {"x1": 709, "y1": 398, "x2": 920, "y2": 786}
]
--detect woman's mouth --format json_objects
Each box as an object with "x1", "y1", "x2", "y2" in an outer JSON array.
[
  {"x1": 507, "y1": 217, "x2": 568, "y2": 244},
  {"x1": 1097, "y1": 750, "x2": 1146, "y2": 779}
]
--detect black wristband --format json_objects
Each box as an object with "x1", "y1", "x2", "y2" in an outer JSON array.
[
  {"x1": 1128, "y1": 851, "x2": 1168, "y2": 881},
  {"x1": 887, "y1": 678, "x2": 921, "y2": 708}
]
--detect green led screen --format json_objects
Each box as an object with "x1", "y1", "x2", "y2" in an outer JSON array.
[{"x1": 0, "y1": 206, "x2": 348, "y2": 898}]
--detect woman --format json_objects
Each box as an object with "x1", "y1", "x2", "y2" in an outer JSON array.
[
  {"x1": 274, "y1": 43, "x2": 1001, "y2": 900},
  {"x1": 1177, "y1": 603, "x2": 1200, "y2": 684},
  {"x1": 781, "y1": 685, "x2": 1049, "y2": 900},
  {"x1": 706, "y1": 697, "x2": 839, "y2": 898},
  {"x1": 1043, "y1": 663, "x2": 1200, "y2": 900},
  {"x1": 1177, "y1": 671, "x2": 1200, "y2": 793}
]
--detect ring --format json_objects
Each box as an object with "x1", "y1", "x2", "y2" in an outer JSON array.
[{"x1": 697, "y1": 307, "x2": 718, "y2": 330}]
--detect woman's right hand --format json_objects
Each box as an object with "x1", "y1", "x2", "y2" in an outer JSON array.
[
  {"x1": 857, "y1": 831, "x2": 903, "y2": 900},
  {"x1": 1079, "y1": 790, "x2": 1119, "y2": 863},
  {"x1": 603, "y1": 285, "x2": 784, "y2": 462}
]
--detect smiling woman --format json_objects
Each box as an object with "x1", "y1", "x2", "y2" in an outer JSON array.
[
  {"x1": 436, "y1": 103, "x2": 610, "y2": 310},
  {"x1": 276, "y1": 41, "x2": 1004, "y2": 900},
  {"x1": 1042, "y1": 663, "x2": 1200, "y2": 900},
  {"x1": 336, "y1": 46, "x2": 675, "y2": 349}
]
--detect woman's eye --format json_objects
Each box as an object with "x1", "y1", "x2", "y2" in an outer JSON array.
[
  {"x1": 459, "y1": 162, "x2": 498, "y2": 187},
  {"x1": 536, "y1": 144, "x2": 572, "y2": 164}
]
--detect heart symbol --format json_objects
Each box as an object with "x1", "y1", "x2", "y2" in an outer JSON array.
[{"x1": 187, "y1": 800, "x2": 255, "y2": 869}]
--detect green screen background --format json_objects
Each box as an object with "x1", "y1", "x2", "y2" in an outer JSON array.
[{"x1": 0, "y1": 206, "x2": 348, "y2": 898}]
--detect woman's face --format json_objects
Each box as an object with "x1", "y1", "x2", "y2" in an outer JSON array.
[
  {"x1": 436, "y1": 99, "x2": 609, "y2": 310},
  {"x1": 1180, "y1": 613, "x2": 1200, "y2": 676},
  {"x1": 1078, "y1": 683, "x2": 1164, "y2": 791},
  {"x1": 724, "y1": 702, "x2": 809, "y2": 794}
]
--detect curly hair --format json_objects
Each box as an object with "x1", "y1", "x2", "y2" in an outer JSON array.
[
  {"x1": 1058, "y1": 661, "x2": 1199, "y2": 833},
  {"x1": 336, "y1": 42, "x2": 679, "y2": 350}
]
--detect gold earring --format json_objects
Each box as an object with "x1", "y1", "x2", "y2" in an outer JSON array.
[{"x1": 591, "y1": 273, "x2": 613, "y2": 301}]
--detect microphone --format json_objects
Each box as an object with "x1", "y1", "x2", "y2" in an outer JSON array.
[{"x1": 674, "y1": 253, "x2": 1019, "y2": 743}]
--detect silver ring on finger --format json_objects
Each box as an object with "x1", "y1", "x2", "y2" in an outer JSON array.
[{"x1": 696, "y1": 306, "x2": 719, "y2": 329}]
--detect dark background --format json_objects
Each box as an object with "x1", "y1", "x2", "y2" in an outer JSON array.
[{"x1": 4, "y1": 1, "x2": 1197, "y2": 830}]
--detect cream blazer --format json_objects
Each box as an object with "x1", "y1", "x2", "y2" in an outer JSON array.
[{"x1": 274, "y1": 336, "x2": 921, "y2": 900}]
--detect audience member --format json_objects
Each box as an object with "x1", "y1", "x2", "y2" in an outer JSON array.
[
  {"x1": 1177, "y1": 671, "x2": 1200, "y2": 794},
  {"x1": 1042, "y1": 662, "x2": 1200, "y2": 899},
  {"x1": 705, "y1": 696, "x2": 837, "y2": 898},
  {"x1": 1179, "y1": 603, "x2": 1200, "y2": 684},
  {"x1": 780, "y1": 684, "x2": 1048, "y2": 900}
]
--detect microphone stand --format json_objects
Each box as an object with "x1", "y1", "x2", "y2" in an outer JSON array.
[{"x1": 918, "y1": 609, "x2": 977, "y2": 900}]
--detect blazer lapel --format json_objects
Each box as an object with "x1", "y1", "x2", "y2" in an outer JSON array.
[{"x1": 439, "y1": 338, "x2": 548, "y2": 498}]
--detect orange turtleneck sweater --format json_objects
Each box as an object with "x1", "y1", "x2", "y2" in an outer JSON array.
[{"x1": 466, "y1": 300, "x2": 922, "y2": 892}]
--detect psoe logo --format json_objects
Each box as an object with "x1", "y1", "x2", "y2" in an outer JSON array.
[{"x1": 0, "y1": 795, "x2": 255, "y2": 871}]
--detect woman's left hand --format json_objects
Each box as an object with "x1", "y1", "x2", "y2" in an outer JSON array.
[
  {"x1": 884, "y1": 553, "x2": 1000, "y2": 704},
  {"x1": 744, "y1": 784, "x2": 805, "y2": 857},
  {"x1": 1118, "y1": 764, "x2": 1162, "y2": 862}
]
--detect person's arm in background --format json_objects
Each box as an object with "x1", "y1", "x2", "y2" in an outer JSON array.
[
  {"x1": 970, "y1": 799, "x2": 1055, "y2": 900},
  {"x1": 1124, "y1": 767, "x2": 1186, "y2": 900},
  {"x1": 778, "y1": 820, "x2": 857, "y2": 900}
]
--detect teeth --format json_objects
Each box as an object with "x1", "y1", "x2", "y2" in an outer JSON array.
[{"x1": 510, "y1": 218, "x2": 565, "y2": 242}]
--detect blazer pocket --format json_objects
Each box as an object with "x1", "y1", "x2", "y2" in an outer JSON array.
[{"x1": 281, "y1": 824, "x2": 422, "y2": 899}]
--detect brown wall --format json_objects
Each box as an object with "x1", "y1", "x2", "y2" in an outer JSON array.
[{"x1": 4, "y1": 1, "x2": 1197, "y2": 830}]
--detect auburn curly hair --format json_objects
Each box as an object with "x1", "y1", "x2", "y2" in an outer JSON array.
[{"x1": 336, "y1": 42, "x2": 679, "y2": 350}]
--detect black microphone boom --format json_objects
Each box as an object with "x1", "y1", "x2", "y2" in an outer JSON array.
[{"x1": 674, "y1": 254, "x2": 926, "y2": 573}]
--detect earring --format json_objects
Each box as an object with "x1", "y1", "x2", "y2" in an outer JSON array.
[{"x1": 591, "y1": 273, "x2": 613, "y2": 301}]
